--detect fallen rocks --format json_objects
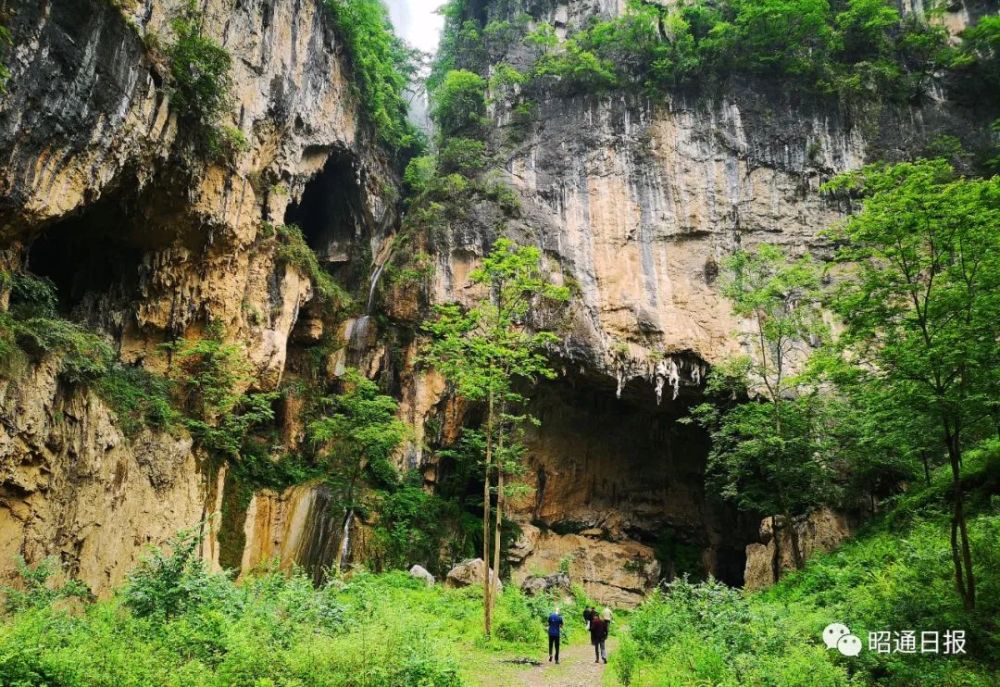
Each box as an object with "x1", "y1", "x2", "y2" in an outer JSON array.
[
  {"x1": 409, "y1": 564, "x2": 435, "y2": 586},
  {"x1": 444, "y1": 558, "x2": 502, "y2": 591}
]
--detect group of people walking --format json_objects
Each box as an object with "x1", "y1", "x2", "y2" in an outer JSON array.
[{"x1": 546, "y1": 605, "x2": 613, "y2": 664}]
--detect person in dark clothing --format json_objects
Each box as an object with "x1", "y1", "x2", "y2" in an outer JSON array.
[
  {"x1": 590, "y1": 615, "x2": 608, "y2": 663},
  {"x1": 547, "y1": 607, "x2": 564, "y2": 663},
  {"x1": 583, "y1": 606, "x2": 594, "y2": 630}
]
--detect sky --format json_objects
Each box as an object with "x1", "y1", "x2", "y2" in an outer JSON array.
[{"x1": 384, "y1": 0, "x2": 445, "y2": 55}]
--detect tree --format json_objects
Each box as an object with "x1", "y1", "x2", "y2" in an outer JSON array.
[
  {"x1": 309, "y1": 369, "x2": 406, "y2": 575},
  {"x1": 422, "y1": 238, "x2": 568, "y2": 636},
  {"x1": 823, "y1": 159, "x2": 1000, "y2": 610},
  {"x1": 688, "y1": 245, "x2": 836, "y2": 577}
]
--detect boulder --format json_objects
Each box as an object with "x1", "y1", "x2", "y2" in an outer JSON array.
[
  {"x1": 445, "y1": 558, "x2": 502, "y2": 591},
  {"x1": 520, "y1": 572, "x2": 571, "y2": 596},
  {"x1": 409, "y1": 564, "x2": 435, "y2": 586}
]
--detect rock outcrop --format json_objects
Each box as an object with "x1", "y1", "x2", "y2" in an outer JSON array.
[
  {"x1": 0, "y1": 0, "x2": 397, "y2": 592},
  {"x1": 0, "y1": 0, "x2": 993, "y2": 600},
  {"x1": 743, "y1": 508, "x2": 855, "y2": 591}
]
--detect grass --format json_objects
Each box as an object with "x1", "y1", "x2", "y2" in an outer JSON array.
[{"x1": 604, "y1": 444, "x2": 1000, "y2": 687}]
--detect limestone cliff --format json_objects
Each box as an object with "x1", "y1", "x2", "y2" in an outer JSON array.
[
  {"x1": 0, "y1": 0, "x2": 995, "y2": 605},
  {"x1": 0, "y1": 0, "x2": 398, "y2": 593}
]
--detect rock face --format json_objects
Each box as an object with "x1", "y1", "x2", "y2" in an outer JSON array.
[
  {"x1": 744, "y1": 508, "x2": 855, "y2": 591},
  {"x1": 0, "y1": 0, "x2": 993, "y2": 600},
  {"x1": 0, "y1": 0, "x2": 397, "y2": 593},
  {"x1": 510, "y1": 529, "x2": 660, "y2": 607},
  {"x1": 407, "y1": 0, "x2": 993, "y2": 594},
  {"x1": 0, "y1": 359, "x2": 211, "y2": 594}
]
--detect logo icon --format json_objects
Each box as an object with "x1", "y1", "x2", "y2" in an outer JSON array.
[{"x1": 823, "y1": 623, "x2": 862, "y2": 656}]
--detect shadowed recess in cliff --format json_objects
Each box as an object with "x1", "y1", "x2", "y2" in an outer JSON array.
[
  {"x1": 517, "y1": 369, "x2": 756, "y2": 587},
  {"x1": 24, "y1": 187, "x2": 145, "y2": 336},
  {"x1": 283, "y1": 150, "x2": 367, "y2": 282}
]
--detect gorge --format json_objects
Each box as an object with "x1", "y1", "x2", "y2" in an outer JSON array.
[{"x1": 1, "y1": 0, "x2": 997, "y2": 614}]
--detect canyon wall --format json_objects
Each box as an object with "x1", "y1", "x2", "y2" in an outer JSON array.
[
  {"x1": 0, "y1": 0, "x2": 398, "y2": 593},
  {"x1": 0, "y1": 0, "x2": 995, "y2": 603}
]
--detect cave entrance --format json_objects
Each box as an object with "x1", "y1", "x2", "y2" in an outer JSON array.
[
  {"x1": 24, "y1": 188, "x2": 144, "y2": 335},
  {"x1": 283, "y1": 151, "x2": 366, "y2": 279},
  {"x1": 516, "y1": 367, "x2": 757, "y2": 587}
]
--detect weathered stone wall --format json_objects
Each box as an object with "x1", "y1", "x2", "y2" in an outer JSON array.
[{"x1": 0, "y1": 0, "x2": 399, "y2": 592}]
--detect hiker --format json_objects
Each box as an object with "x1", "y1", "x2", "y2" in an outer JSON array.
[
  {"x1": 547, "y1": 606, "x2": 564, "y2": 664},
  {"x1": 590, "y1": 612, "x2": 608, "y2": 663},
  {"x1": 583, "y1": 606, "x2": 594, "y2": 630}
]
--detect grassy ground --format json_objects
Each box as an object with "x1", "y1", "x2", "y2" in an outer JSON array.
[{"x1": 0, "y1": 450, "x2": 996, "y2": 686}]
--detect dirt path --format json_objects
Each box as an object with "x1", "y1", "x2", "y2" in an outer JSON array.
[{"x1": 506, "y1": 637, "x2": 618, "y2": 687}]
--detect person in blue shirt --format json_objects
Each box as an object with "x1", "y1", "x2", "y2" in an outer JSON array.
[{"x1": 547, "y1": 606, "x2": 564, "y2": 663}]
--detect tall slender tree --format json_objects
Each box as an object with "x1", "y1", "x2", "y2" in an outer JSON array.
[
  {"x1": 688, "y1": 245, "x2": 836, "y2": 576},
  {"x1": 423, "y1": 238, "x2": 568, "y2": 636},
  {"x1": 823, "y1": 159, "x2": 1000, "y2": 609}
]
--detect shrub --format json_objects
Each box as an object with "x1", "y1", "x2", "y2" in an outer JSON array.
[
  {"x1": 403, "y1": 154, "x2": 436, "y2": 193},
  {"x1": 97, "y1": 364, "x2": 180, "y2": 436},
  {"x1": 437, "y1": 137, "x2": 487, "y2": 175},
  {"x1": 122, "y1": 527, "x2": 229, "y2": 619},
  {"x1": 430, "y1": 69, "x2": 487, "y2": 135},
  {"x1": 0, "y1": 557, "x2": 90, "y2": 614},
  {"x1": 165, "y1": 1, "x2": 239, "y2": 158},
  {"x1": 273, "y1": 224, "x2": 353, "y2": 310}
]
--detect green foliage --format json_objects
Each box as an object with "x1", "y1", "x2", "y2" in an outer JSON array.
[
  {"x1": 123, "y1": 527, "x2": 225, "y2": 619},
  {"x1": 0, "y1": 557, "x2": 89, "y2": 614},
  {"x1": 0, "y1": 271, "x2": 113, "y2": 383},
  {"x1": 309, "y1": 369, "x2": 406, "y2": 506},
  {"x1": 950, "y1": 16, "x2": 1000, "y2": 104},
  {"x1": 324, "y1": 0, "x2": 422, "y2": 153},
  {"x1": 438, "y1": 137, "x2": 487, "y2": 176},
  {"x1": 513, "y1": 0, "x2": 955, "y2": 101},
  {"x1": 823, "y1": 158, "x2": 1000, "y2": 609},
  {"x1": 96, "y1": 364, "x2": 180, "y2": 437},
  {"x1": 430, "y1": 69, "x2": 487, "y2": 136},
  {"x1": 165, "y1": 324, "x2": 277, "y2": 458},
  {"x1": 423, "y1": 239, "x2": 570, "y2": 408},
  {"x1": 687, "y1": 246, "x2": 836, "y2": 537},
  {"x1": 622, "y1": 483, "x2": 1000, "y2": 685},
  {"x1": 403, "y1": 154, "x2": 436, "y2": 193},
  {"x1": 273, "y1": 223, "x2": 353, "y2": 310},
  {"x1": 165, "y1": 1, "x2": 240, "y2": 159},
  {"x1": 0, "y1": 22, "x2": 10, "y2": 94}
]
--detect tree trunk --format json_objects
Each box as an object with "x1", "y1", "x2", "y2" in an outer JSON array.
[
  {"x1": 945, "y1": 423, "x2": 976, "y2": 610},
  {"x1": 771, "y1": 516, "x2": 782, "y2": 583},
  {"x1": 491, "y1": 417, "x2": 505, "y2": 610},
  {"x1": 922, "y1": 451, "x2": 931, "y2": 486},
  {"x1": 482, "y1": 388, "x2": 494, "y2": 636},
  {"x1": 787, "y1": 512, "x2": 804, "y2": 570}
]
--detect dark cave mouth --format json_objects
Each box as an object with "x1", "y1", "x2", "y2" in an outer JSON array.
[
  {"x1": 22, "y1": 188, "x2": 146, "y2": 330},
  {"x1": 520, "y1": 368, "x2": 757, "y2": 587},
  {"x1": 283, "y1": 152, "x2": 365, "y2": 270}
]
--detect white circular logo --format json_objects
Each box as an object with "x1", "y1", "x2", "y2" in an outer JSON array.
[
  {"x1": 822, "y1": 623, "x2": 850, "y2": 650},
  {"x1": 837, "y1": 634, "x2": 863, "y2": 657}
]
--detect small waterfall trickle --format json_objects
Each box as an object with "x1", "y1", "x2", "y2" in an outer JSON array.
[{"x1": 366, "y1": 259, "x2": 387, "y2": 314}]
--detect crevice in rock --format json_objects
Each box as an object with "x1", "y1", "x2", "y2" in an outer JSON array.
[{"x1": 284, "y1": 151, "x2": 366, "y2": 283}]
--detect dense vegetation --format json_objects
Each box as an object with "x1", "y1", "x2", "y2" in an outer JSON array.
[
  {"x1": 610, "y1": 448, "x2": 1000, "y2": 686},
  {"x1": 0, "y1": 534, "x2": 581, "y2": 687},
  {"x1": 324, "y1": 0, "x2": 424, "y2": 154},
  {"x1": 433, "y1": 0, "x2": 1000, "y2": 105}
]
